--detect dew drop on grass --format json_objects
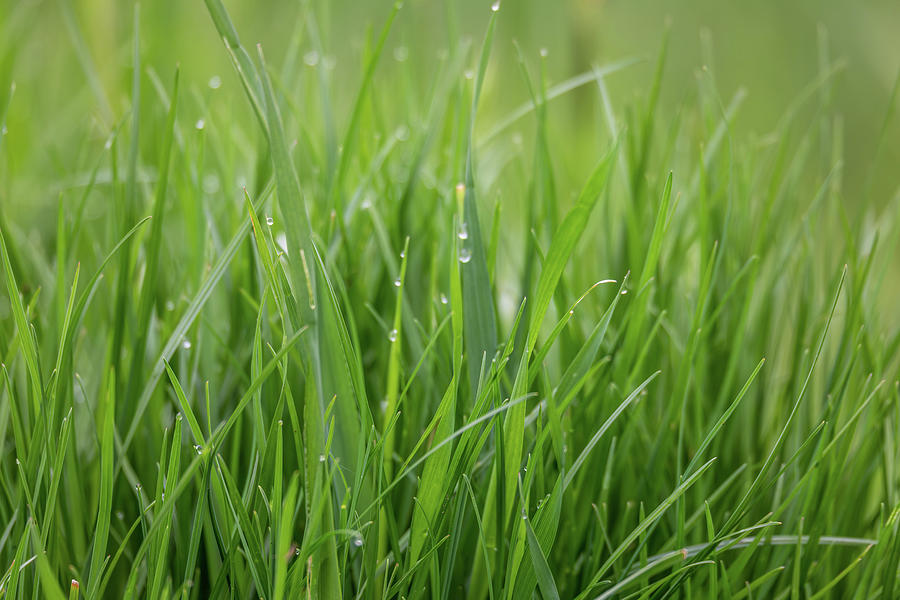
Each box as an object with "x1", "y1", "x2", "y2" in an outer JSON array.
[
  {"x1": 304, "y1": 50, "x2": 320, "y2": 67},
  {"x1": 540, "y1": 48, "x2": 549, "y2": 58},
  {"x1": 440, "y1": 293, "x2": 448, "y2": 305},
  {"x1": 195, "y1": 119, "x2": 205, "y2": 130},
  {"x1": 458, "y1": 247, "x2": 472, "y2": 263},
  {"x1": 464, "y1": 69, "x2": 475, "y2": 80},
  {"x1": 491, "y1": 0, "x2": 500, "y2": 11},
  {"x1": 620, "y1": 289, "x2": 628, "y2": 295},
  {"x1": 165, "y1": 301, "x2": 175, "y2": 311},
  {"x1": 457, "y1": 222, "x2": 469, "y2": 240},
  {"x1": 395, "y1": 125, "x2": 409, "y2": 141},
  {"x1": 393, "y1": 46, "x2": 409, "y2": 62},
  {"x1": 393, "y1": 278, "x2": 402, "y2": 287},
  {"x1": 399, "y1": 250, "x2": 406, "y2": 259},
  {"x1": 182, "y1": 340, "x2": 192, "y2": 350},
  {"x1": 388, "y1": 329, "x2": 398, "y2": 342},
  {"x1": 319, "y1": 454, "x2": 326, "y2": 462},
  {"x1": 266, "y1": 215, "x2": 274, "y2": 226},
  {"x1": 352, "y1": 536, "x2": 364, "y2": 547},
  {"x1": 194, "y1": 445, "x2": 202, "y2": 455},
  {"x1": 1, "y1": 125, "x2": 6, "y2": 136},
  {"x1": 208, "y1": 75, "x2": 222, "y2": 89},
  {"x1": 202, "y1": 174, "x2": 220, "y2": 194}
]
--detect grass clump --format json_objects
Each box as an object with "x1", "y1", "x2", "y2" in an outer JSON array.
[{"x1": 1, "y1": 1, "x2": 899, "y2": 598}]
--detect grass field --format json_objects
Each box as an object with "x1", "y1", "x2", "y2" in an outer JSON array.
[{"x1": 2, "y1": 0, "x2": 900, "y2": 598}]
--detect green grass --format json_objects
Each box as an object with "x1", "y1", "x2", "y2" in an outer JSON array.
[{"x1": 1, "y1": 1, "x2": 900, "y2": 598}]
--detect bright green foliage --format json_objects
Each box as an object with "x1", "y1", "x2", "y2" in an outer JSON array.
[{"x1": 1, "y1": 1, "x2": 900, "y2": 599}]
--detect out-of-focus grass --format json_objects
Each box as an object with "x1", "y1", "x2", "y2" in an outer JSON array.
[{"x1": 1, "y1": 0, "x2": 899, "y2": 598}]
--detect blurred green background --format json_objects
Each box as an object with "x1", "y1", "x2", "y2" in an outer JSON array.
[
  {"x1": 2, "y1": 0, "x2": 899, "y2": 279},
  {"x1": 3, "y1": 0, "x2": 899, "y2": 203}
]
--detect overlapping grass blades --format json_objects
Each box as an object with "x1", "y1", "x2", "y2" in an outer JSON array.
[{"x1": 0, "y1": 1, "x2": 898, "y2": 598}]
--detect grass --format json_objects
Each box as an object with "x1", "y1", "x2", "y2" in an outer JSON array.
[{"x1": 1, "y1": 1, "x2": 900, "y2": 598}]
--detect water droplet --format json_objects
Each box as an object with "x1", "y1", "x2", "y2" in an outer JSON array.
[
  {"x1": 491, "y1": 0, "x2": 500, "y2": 11},
  {"x1": 295, "y1": 547, "x2": 301, "y2": 556},
  {"x1": 395, "y1": 125, "x2": 409, "y2": 141},
  {"x1": 393, "y1": 278, "x2": 402, "y2": 287},
  {"x1": 136, "y1": 484, "x2": 143, "y2": 491},
  {"x1": 208, "y1": 75, "x2": 222, "y2": 89},
  {"x1": 319, "y1": 454, "x2": 326, "y2": 462},
  {"x1": 165, "y1": 301, "x2": 175, "y2": 311},
  {"x1": 266, "y1": 215, "x2": 274, "y2": 226},
  {"x1": 304, "y1": 50, "x2": 320, "y2": 67},
  {"x1": 399, "y1": 250, "x2": 406, "y2": 259},
  {"x1": 182, "y1": 340, "x2": 192, "y2": 350},
  {"x1": 202, "y1": 173, "x2": 220, "y2": 194},
  {"x1": 569, "y1": 310, "x2": 574, "y2": 315},
  {"x1": 464, "y1": 69, "x2": 475, "y2": 80},
  {"x1": 352, "y1": 536, "x2": 364, "y2": 547},
  {"x1": 440, "y1": 293, "x2": 448, "y2": 305},
  {"x1": 1, "y1": 125, "x2": 6, "y2": 136},
  {"x1": 194, "y1": 445, "x2": 203, "y2": 455},
  {"x1": 457, "y1": 222, "x2": 469, "y2": 240},
  {"x1": 104, "y1": 138, "x2": 112, "y2": 149},
  {"x1": 393, "y1": 46, "x2": 409, "y2": 62},
  {"x1": 388, "y1": 329, "x2": 398, "y2": 342},
  {"x1": 458, "y1": 248, "x2": 472, "y2": 264},
  {"x1": 195, "y1": 119, "x2": 205, "y2": 130},
  {"x1": 620, "y1": 289, "x2": 628, "y2": 295},
  {"x1": 540, "y1": 48, "x2": 549, "y2": 58}
]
